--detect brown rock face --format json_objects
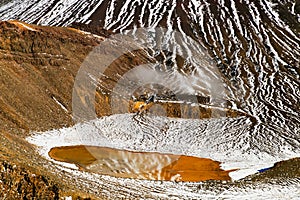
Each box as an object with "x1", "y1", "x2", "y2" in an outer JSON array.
[
  {"x1": 0, "y1": 20, "x2": 103, "y2": 134},
  {"x1": 0, "y1": 21, "x2": 105, "y2": 199}
]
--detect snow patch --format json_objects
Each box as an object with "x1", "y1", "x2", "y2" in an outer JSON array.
[
  {"x1": 52, "y1": 96, "x2": 68, "y2": 113},
  {"x1": 26, "y1": 114, "x2": 299, "y2": 181},
  {"x1": 9, "y1": 20, "x2": 37, "y2": 31}
]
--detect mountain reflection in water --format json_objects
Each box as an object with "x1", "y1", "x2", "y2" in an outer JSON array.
[{"x1": 49, "y1": 145, "x2": 233, "y2": 182}]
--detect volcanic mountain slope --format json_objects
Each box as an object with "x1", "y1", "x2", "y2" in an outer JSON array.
[
  {"x1": 0, "y1": 0, "x2": 299, "y2": 33},
  {"x1": 0, "y1": 21, "x2": 111, "y2": 199},
  {"x1": 0, "y1": 21, "x2": 231, "y2": 199},
  {"x1": 1, "y1": 0, "x2": 299, "y2": 159},
  {"x1": 0, "y1": 0, "x2": 299, "y2": 199},
  {"x1": 0, "y1": 21, "x2": 107, "y2": 134}
]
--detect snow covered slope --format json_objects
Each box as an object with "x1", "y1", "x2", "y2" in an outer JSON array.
[
  {"x1": 27, "y1": 113, "x2": 300, "y2": 180},
  {"x1": 2, "y1": 0, "x2": 298, "y2": 178},
  {"x1": 1, "y1": 0, "x2": 299, "y2": 198},
  {"x1": 2, "y1": 0, "x2": 299, "y2": 168}
]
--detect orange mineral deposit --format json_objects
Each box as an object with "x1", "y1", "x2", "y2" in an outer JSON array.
[{"x1": 49, "y1": 145, "x2": 233, "y2": 182}]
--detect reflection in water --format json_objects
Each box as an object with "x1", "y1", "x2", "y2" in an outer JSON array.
[{"x1": 49, "y1": 145, "x2": 233, "y2": 182}]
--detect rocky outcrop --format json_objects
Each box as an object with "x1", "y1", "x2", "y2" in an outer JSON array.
[
  {"x1": 0, "y1": 161, "x2": 96, "y2": 199},
  {"x1": 0, "y1": 161, "x2": 59, "y2": 199}
]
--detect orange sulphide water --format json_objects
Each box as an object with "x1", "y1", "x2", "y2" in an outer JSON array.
[{"x1": 49, "y1": 145, "x2": 233, "y2": 182}]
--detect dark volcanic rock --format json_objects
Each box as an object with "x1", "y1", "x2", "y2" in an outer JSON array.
[{"x1": 0, "y1": 161, "x2": 59, "y2": 200}]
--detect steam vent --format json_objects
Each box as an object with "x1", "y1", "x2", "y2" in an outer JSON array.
[{"x1": 0, "y1": 0, "x2": 299, "y2": 199}]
